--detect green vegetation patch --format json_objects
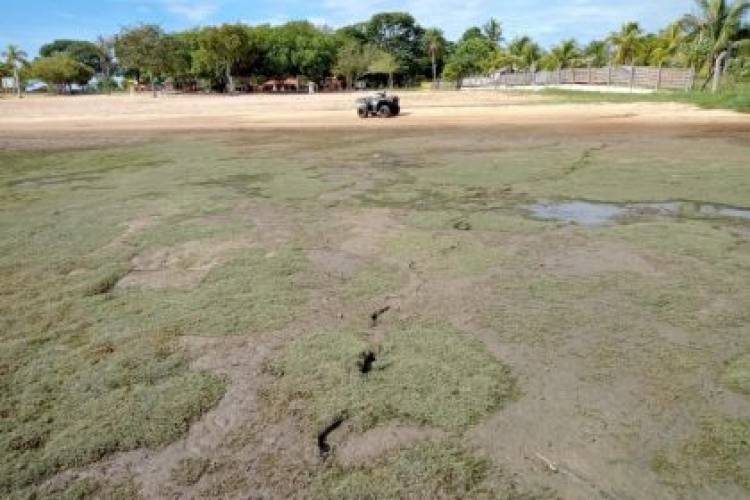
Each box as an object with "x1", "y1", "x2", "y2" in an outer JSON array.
[
  {"x1": 171, "y1": 457, "x2": 213, "y2": 486},
  {"x1": 313, "y1": 441, "x2": 495, "y2": 500},
  {"x1": 723, "y1": 354, "x2": 750, "y2": 395},
  {"x1": 1, "y1": 325, "x2": 225, "y2": 493},
  {"x1": 385, "y1": 230, "x2": 508, "y2": 276},
  {"x1": 265, "y1": 322, "x2": 517, "y2": 431},
  {"x1": 407, "y1": 209, "x2": 547, "y2": 234},
  {"x1": 97, "y1": 247, "x2": 309, "y2": 336},
  {"x1": 16, "y1": 476, "x2": 143, "y2": 500},
  {"x1": 343, "y1": 263, "x2": 406, "y2": 300},
  {"x1": 542, "y1": 83, "x2": 750, "y2": 113},
  {"x1": 654, "y1": 419, "x2": 750, "y2": 494}
]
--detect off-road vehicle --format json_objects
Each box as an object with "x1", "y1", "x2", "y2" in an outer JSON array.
[{"x1": 356, "y1": 92, "x2": 400, "y2": 118}]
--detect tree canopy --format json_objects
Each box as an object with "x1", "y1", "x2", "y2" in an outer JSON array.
[
  {"x1": 5, "y1": 0, "x2": 750, "y2": 93},
  {"x1": 28, "y1": 53, "x2": 94, "y2": 91},
  {"x1": 39, "y1": 39, "x2": 101, "y2": 72}
]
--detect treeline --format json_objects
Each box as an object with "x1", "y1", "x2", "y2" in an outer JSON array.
[{"x1": 2, "y1": 0, "x2": 749, "y2": 95}]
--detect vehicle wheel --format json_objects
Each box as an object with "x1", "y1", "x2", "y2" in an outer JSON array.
[
  {"x1": 357, "y1": 107, "x2": 369, "y2": 118},
  {"x1": 377, "y1": 104, "x2": 392, "y2": 118},
  {"x1": 391, "y1": 104, "x2": 401, "y2": 116}
]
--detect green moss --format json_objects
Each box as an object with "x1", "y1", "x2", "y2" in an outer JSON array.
[{"x1": 265, "y1": 322, "x2": 517, "y2": 431}]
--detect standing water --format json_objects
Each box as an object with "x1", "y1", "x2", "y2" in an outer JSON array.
[{"x1": 526, "y1": 200, "x2": 750, "y2": 225}]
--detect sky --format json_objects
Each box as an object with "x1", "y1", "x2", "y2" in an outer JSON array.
[{"x1": 1, "y1": 0, "x2": 698, "y2": 57}]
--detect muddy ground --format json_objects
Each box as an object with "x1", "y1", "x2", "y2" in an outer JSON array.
[{"x1": 1, "y1": 92, "x2": 750, "y2": 499}]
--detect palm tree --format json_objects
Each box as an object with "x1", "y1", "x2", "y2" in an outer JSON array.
[
  {"x1": 650, "y1": 22, "x2": 686, "y2": 66},
  {"x1": 2, "y1": 44, "x2": 28, "y2": 98},
  {"x1": 508, "y1": 36, "x2": 543, "y2": 70},
  {"x1": 545, "y1": 39, "x2": 581, "y2": 69},
  {"x1": 483, "y1": 18, "x2": 504, "y2": 46},
  {"x1": 681, "y1": 0, "x2": 750, "y2": 90},
  {"x1": 608, "y1": 22, "x2": 644, "y2": 65},
  {"x1": 424, "y1": 28, "x2": 445, "y2": 83},
  {"x1": 584, "y1": 40, "x2": 609, "y2": 67}
]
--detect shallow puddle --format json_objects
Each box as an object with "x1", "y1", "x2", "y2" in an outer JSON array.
[
  {"x1": 527, "y1": 200, "x2": 750, "y2": 225},
  {"x1": 528, "y1": 201, "x2": 624, "y2": 225}
]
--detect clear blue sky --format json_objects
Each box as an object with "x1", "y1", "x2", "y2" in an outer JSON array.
[{"x1": 1, "y1": 0, "x2": 697, "y2": 57}]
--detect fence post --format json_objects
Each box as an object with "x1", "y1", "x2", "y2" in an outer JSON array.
[
  {"x1": 607, "y1": 65, "x2": 612, "y2": 86},
  {"x1": 656, "y1": 64, "x2": 662, "y2": 91},
  {"x1": 557, "y1": 67, "x2": 562, "y2": 84},
  {"x1": 588, "y1": 64, "x2": 592, "y2": 85},
  {"x1": 687, "y1": 66, "x2": 695, "y2": 91},
  {"x1": 630, "y1": 66, "x2": 635, "y2": 92}
]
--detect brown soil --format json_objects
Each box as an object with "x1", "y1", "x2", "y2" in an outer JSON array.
[
  {"x1": 117, "y1": 239, "x2": 255, "y2": 289},
  {"x1": 2, "y1": 91, "x2": 749, "y2": 150}
]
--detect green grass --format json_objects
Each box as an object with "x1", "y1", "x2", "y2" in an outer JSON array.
[
  {"x1": 21, "y1": 477, "x2": 143, "y2": 500},
  {"x1": 654, "y1": 419, "x2": 750, "y2": 494},
  {"x1": 385, "y1": 230, "x2": 508, "y2": 276},
  {"x1": 343, "y1": 263, "x2": 405, "y2": 300},
  {"x1": 3, "y1": 126, "x2": 750, "y2": 497},
  {"x1": 171, "y1": 457, "x2": 212, "y2": 486},
  {"x1": 264, "y1": 322, "x2": 517, "y2": 431},
  {"x1": 723, "y1": 354, "x2": 750, "y2": 396},
  {"x1": 0, "y1": 139, "x2": 326, "y2": 494},
  {"x1": 313, "y1": 441, "x2": 494, "y2": 500},
  {"x1": 542, "y1": 82, "x2": 750, "y2": 113}
]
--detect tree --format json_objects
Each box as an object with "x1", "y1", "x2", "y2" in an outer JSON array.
[
  {"x1": 483, "y1": 18, "x2": 504, "y2": 46},
  {"x1": 195, "y1": 24, "x2": 251, "y2": 92},
  {"x1": 333, "y1": 41, "x2": 373, "y2": 89},
  {"x1": 115, "y1": 25, "x2": 173, "y2": 97},
  {"x1": 443, "y1": 37, "x2": 498, "y2": 87},
  {"x1": 681, "y1": 0, "x2": 750, "y2": 90},
  {"x1": 584, "y1": 40, "x2": 609, "y2": 67},
  {"x1": 460, "y1": 27, "x2": 485, "y2": 42},
  {"x1": 28, "y1": 53, "x2": 94, "y2": 93},
  {"x1": 40, "y1": 39, "x2": 101, "y2": 71},
  {"x1": 649, "y1": 23, "x2": 685, "y2": 66},
  {"x1": 369, "y1": 49, "x2": 400, "y2": 87},
  {"x1": 95, "y1": 36, "x2": 115, "y2": 93},
  {"x1": 2, "y1": 44, "x2": 28, "y2": 97},
  {"x1": 263, "y1": 22, "x2": 337, "y2": 81},
  {"x1": 508, "y1": 36, "x2": 543, "y2": 70},
  {"x1": 608, "y1": 22, "x2": 644, "y2": 65},
  {"x1": 363, "y1": 12, "x2": 426, "y2": 80},
  {"x1": 542, "y1": 39, "x2": 582, "y2": 69},
  {"x1": 423, "y1": 28, "x2": 446, "y2": 82}
]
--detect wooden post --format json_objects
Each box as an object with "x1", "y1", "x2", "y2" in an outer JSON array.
[
  {"x1": 557, "y1": 67, "x2": 562, "y2": 84},
  {"x1": 588, "y1": 64, "x2": 592, "y2": 85},
  {"x1": 656, "y1": 64, "x2": 662, "y2": 91},
  {"x1": 687, "y1": 66, "x2": 695, "y2": 91},
  {"x1": 629, "y1": 66, "x2": 635, "y2": 92},
  {"x1": 607, "y1": 65, "x2": 612, "y2": 86}
]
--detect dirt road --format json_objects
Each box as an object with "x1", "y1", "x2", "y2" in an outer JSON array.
[{"x1": 1, "y1": 91, "x2": 748, "y2": 140}]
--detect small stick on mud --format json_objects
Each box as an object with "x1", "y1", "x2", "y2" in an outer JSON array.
[
  {"x1": 317, "y1": 412, "x2": 348, "y2": 458},
  {"x1": 370, "y1": 305, "x2": 391, "y2": 327}
]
